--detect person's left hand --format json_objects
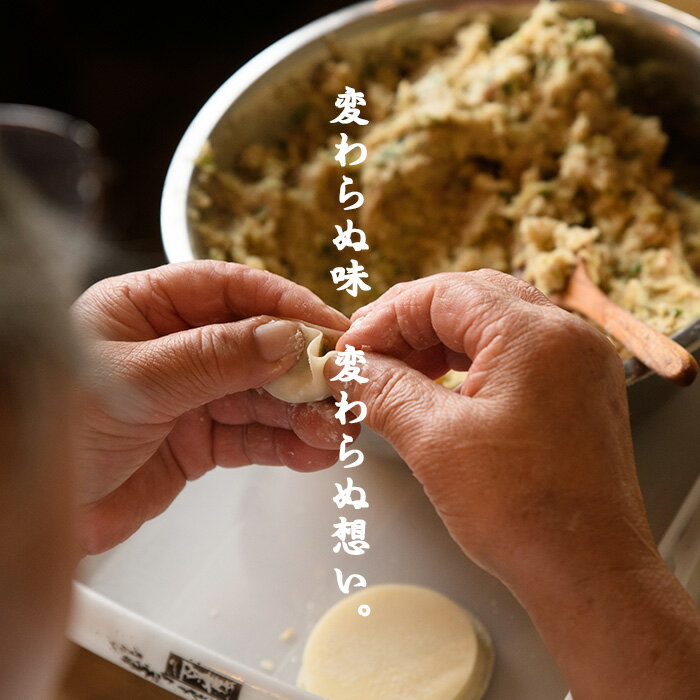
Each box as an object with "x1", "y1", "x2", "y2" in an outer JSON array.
[{"x1": 72, "y1": 261, "x2": 356, "y2": 554}]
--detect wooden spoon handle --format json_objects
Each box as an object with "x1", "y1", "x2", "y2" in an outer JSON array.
[{"x1": 561, "y1": 261, "x2": 698, "y2": 386}]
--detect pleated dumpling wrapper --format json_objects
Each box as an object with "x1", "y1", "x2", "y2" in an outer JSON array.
[
  {"x1": 263, "y1": 321, "x2": 342, "y2": 403},
  {"x1": 298, "y1": 584, "x2": 494, "y2": 700}
]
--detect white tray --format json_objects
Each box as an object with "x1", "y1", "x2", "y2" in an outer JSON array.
[{"x1": 70, "y1": 376, "x2": 700, "y2": 700}]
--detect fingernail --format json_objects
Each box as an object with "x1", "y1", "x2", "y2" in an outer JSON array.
[{"x1": 254, "y1": 320, "x2": 304, "y2": 362}]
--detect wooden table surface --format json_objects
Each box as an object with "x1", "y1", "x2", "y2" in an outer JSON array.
[{"x1": 56, "y1": 0, "x2": 697, "y2": 698}]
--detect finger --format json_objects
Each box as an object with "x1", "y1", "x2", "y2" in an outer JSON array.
[
  {"x1": 78, "y1": 421, "x2": 342, "y2": 554},
  {"x1": 212, "y1": 423, "x2": 341, "y2": 472},
  {"x1": 99, "y1": 317, "x2": 311, "y2": 421},
  {"x1": 78, "y1": 447, "x2": 188, "y2": 554},
  {"x1": 324, "y1": 351, "x2": 466, "y2": 458},
  {"x1": 393, "y1": 345, "x2": 473, "y2": 378},
  {"x1": 336, "y1": 340, "x2": 470, "y2": 380},
  {"x1": 345, "y1": 270, "x2": 554, "y2": 354},
  {"x1": 75, "y1": 260, "x2": 349, "y2": 341},
  {"x1": 207, "y1": 391, "x2": 361, "y2": 449},
  {"x1": 350, "y1": 270, "x2": 550, "y2": 326},
  {"x1": 347, "y1": 279, "x2": 415, "y2": 326},
  {"x1": 339, "y1": 270, "x2": 563, "y2": 367}
]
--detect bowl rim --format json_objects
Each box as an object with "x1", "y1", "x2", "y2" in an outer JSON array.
[{"x1": 160, "y1": 0, "x2": 700, "y2": 384}]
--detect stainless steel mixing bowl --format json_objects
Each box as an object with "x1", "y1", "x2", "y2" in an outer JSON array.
[{"x1": 161, "y1": 0, "x2": 700, "y2": 385}]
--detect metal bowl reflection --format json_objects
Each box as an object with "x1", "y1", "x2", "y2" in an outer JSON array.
[{"x1": 161, "y1": 0, "x2": 700, "y2": 385}]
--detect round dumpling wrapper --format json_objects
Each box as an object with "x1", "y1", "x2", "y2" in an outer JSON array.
[{"x1": 297, "y1": 584, "x2": 494, "y2": 700}]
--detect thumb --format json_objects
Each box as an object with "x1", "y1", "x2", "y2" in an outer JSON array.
[
  {"x1": 324, "y1": 351, "x2": 466, "y2": 458},
  {"x1": 102, "y1": 317, "x2": 306, "y2": 420}
]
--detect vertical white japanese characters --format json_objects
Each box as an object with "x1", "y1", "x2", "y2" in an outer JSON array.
[{"x1": 328, "y1": 86, "x2": 372, "y2": 616}]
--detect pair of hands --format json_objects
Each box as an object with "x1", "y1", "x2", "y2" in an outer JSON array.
[
  {"x1": 74, "y1": 261, "x2": 699, "y2": 699},
  {"x1": 74, "y1": 261, "x2": 644, "y2": 571}
]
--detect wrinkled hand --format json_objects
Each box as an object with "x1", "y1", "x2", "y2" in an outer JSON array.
[
  {"x1": 328, "y1": 269, "x2": 652, "y2": 583},
  {"x1": 327, "y1": 269, "x2": 700, "y2": 700},
  {"x1": 73, "y1": 261, "x2": 357, "y2": 554}
]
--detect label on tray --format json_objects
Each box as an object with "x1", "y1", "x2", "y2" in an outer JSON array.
[{"x1": 164, "y1": 653, "x2": 243, "y2": 699}]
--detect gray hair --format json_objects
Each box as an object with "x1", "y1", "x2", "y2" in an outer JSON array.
[{"x1": 0, "y1": 151, "x2": 85, "y2": 487}]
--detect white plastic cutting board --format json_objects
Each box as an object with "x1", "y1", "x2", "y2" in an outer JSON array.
[{"x1": 71, "y1": 372, "x2": 700, "y2": 699}]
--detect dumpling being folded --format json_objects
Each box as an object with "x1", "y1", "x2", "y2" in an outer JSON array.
[{"x1": 263, "y1": 322, "x2": 340, "y2": 403}]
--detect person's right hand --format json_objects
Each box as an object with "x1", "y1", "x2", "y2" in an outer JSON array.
[
  {"x1": 330, "y1": 269, "x2": 652, "y2": 582},
  {"x1": 327, "y1": 269, "x2": 700, "y2": 700}
]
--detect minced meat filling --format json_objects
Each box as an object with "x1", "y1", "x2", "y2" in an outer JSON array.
[{"x1": 190, "y1": 1, "x2": 700, "y2": 345}]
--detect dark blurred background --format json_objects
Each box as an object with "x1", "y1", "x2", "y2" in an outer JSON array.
[{"x1": 2, "y1": 0, "x2": 354, "y2": 280}]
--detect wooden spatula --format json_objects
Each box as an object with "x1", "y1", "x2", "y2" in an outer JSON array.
[{"x1": 553, "y1": 259, "x2": 698, "y2": 386}]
